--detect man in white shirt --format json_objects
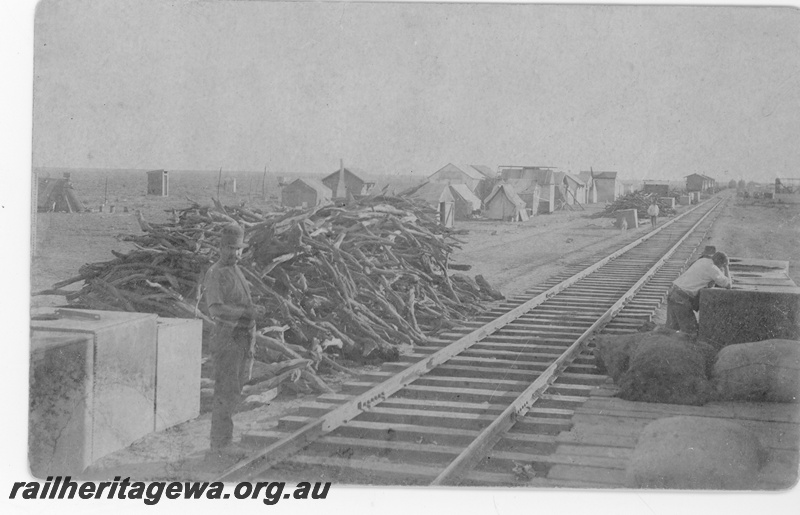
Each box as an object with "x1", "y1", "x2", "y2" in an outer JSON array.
[
  {"x1": 647, "y1": 198, "x2": 660, "y2": 228},
  {"x1": 665, "y1": 251, "x2": 732, "y2": 336}
]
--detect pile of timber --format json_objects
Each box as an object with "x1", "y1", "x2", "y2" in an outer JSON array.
[
  {"x1": 37, "y1": 195, "x2": 503, "y2": 364},
  {"x1": 593, "y1": 191, "x2": 678, "y2": 219}
]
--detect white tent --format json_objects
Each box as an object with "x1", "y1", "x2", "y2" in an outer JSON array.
[{"x1": 484, "y1": 184, "x2": 529, "y2": 221}]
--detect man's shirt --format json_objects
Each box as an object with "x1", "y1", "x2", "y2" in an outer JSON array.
[
  {"x1": 673, "y1": 258, "x2": 731, "y2": 295},
  {"x1": 203, "y1": 261, "x2": 254, "y2": 329},
  {"x1": 647, "y1": 204, "x2": 660, "y2": 216}
]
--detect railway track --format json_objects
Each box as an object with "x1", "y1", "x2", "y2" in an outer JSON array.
[{"x1": 219, "y1": 195, "x2": 728, "y2": 486}]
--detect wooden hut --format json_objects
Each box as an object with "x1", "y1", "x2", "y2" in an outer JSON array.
[
  {"x1": 578, "y1": 171, "x2": 598, "y2": 203},
  {"x1": 585, "y1": 171, "x2": 623, "y2": 203},
  {"x1": 281, "y1": 178, "x2": 332, "y2": 208},
  {"x1": 484, "y1": 184, "x2": 529, "y2": 221},
  {"x1": 642, "y1": 181, "x2": 670, "y2": 196},
  {"x1": 499, "y1": 166, "x2": 556, "y2": 213},
  {"x1": 322, "y1": 162, "x2": 374, "y2": 199},
  {"x1": 146, "y1": 170, "x2": 169, "y2": 196},
  {"x1": 686, "y1": 173, "x2": 715, "y2": 192}
]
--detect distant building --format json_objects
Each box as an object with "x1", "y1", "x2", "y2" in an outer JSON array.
[
  {"x1": 428, "y1": 163, "x2": 495, "y2": 194},
  {"x1": 281, "y1": 178, "x2": 332, "y2": 208},
  {"x1": 559, "y1": 172, "x2": 587, "y2": 206},
  {"x1": 498, "y1": 166, "x2": 558, "y2": 213},
  {"x1": 578, "y1": 171, "x2": 599, "y2": 203},
  {"x1": 685, "y1": 174, "x2": 715, "y2": 192},
  {"x1": 322, "y1": 164, "x2": 374, "y2": 199},
  {"x1": 642, "y1": 181, "x2": 670, "y2": 196},
  {"x1": 581, "y1": 171, "x2": 623, "y2": 203},
  {"x1": 146, "y1": 170, "x2": 169, "y2": 196},
  {"x1": 621, "y1": 180, "x2": 644, "y2": 195}
]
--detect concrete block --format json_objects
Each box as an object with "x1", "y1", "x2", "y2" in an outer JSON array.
[
  {"x1": 659, "y1": 197, "x2": 676, "y2": 209},
  {"x1": 155, "y1": 318, "x2": 202, "y2": 431},
  {"x1": 699, "y1": 288, "x2": 800, "y2": 349},
  {"x1": 678, "y1": 195, "x2": 691, "y2": 205},
  {"x1": 29, "y1": 333, "x2": 94, "y2": 477},
  {"x1": 32, "y1": 308, "x2": 157, "y2": 467},
  {"x1": 615, "y1": 208, "x2": 638, "y2": 229}
]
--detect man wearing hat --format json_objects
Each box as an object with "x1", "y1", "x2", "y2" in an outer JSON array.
[
  {"x1": 202, "y1": 223, "x2": 265, "y2": 460},
  {"x1": 666, "y1": 250, "x2": 732, "y2": 337}
]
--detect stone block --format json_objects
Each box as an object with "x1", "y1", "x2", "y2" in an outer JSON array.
[
  {"x1": 678, "y1": 195, "x2": 691, "y2": 205},
  {"x1": 155, "y1": 318, "x2": 202, "y2": 431},
  {"x1": 615, "y1": 208, "x2": 638, "y2": 229},
  {"x1": 659, "y1": 197, "x2": 676, "y2": 209},
  {"x1": 29, "y1": 333, "x2": 94, "y2": 477},
  {"x1": 32, "y1": 308, "x2": 157, "y2": 468},
  {"x1": 699, "y1": 288, "x2": 800, "y2": 349}
]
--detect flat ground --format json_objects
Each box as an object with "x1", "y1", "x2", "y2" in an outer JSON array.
[{"x1": 29, "y1": 185, "x2": 800, "y2": 481}]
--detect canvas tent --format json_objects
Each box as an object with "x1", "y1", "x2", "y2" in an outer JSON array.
[
  {"x1": 484, "y1": 183, "x2": 529, "y2": 221},
  {"x1": 408, "y1": 181, "x2": 482, "y2": 220},
  {"x1": 37, "y1": 175, "x2": 86, "y2": 213},
  {"x1": 428, "y1": 163, "x2": 494, "y2": 194},
  {"x1": 322, "y1": 164, "x2": 374, "y2": 199}
]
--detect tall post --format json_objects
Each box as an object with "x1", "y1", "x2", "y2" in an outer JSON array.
[{"x1": 262, "y1": 165, "x2": 267, "y2": 199}]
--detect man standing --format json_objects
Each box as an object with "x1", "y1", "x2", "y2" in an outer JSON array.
[
  {"x1": 647, "y1": 197, "x2": 660, "y2": 228},
  {"x1": 666, "y1": 251, "x2": 732, "y2": 337},
  {"x1": 203, "y1": 223, "x2": 265, "y2": 460}
]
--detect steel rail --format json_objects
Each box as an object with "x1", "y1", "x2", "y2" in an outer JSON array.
[
  {"x1": 216, "y1": 197, "x2": 719, "y2": 482},
  {"x1": 430, "y1": 197, "x2": 723, "y2": 485}
]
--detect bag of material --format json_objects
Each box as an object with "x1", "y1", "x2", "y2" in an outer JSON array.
[
  {"x1": 593, "y1": 327, "x2": 690, "y2": 382},
  {"x1": 625, "y1": 416, "x2": 765, "y2": 489},
  {"x1": 712, "y1": 339, "x2": 800, "y2": 403},
  {"x1": 617, "y1": 337, "x2": 717, "y2": 405}
]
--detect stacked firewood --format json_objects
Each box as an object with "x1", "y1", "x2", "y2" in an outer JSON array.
[
  {"x1": 37, "y1": 195, "x2": 503, "y2": 364},
  {"x1": 593, "y1": 191, "x2": 678, "y2": 219}
]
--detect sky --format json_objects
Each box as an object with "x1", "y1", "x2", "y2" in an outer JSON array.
[{"x1": 30, "y1": 1, "x2": 800, "y2": 182}]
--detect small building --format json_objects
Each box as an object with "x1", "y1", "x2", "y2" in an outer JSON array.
[
  {"x1": 642, "y1": 181, "x2": 670, "y2": 196},
  {"x1": 428, "y1": 163, "x2": 494, "y2": 194},
  {"x1": 560, "y1": 172, "x2": 587, "y2": 206},
  {"x1": 322, "y1": 163, "x2": 374, "y2": 199},
  {"x1": 621, "y1": 180, "x2": 643, "y2": 195},
  {"x1": 686, "y1": 174, "x2": 715, "y2": 192},
  {"x1": 408, "y1": 181, "x2": 482, "y2": 220},
  {"x1": 146, "y1": 170, "x2": 169, "y2": 196},
  {"x1": 578, "y1": 171, "x2": 599, "y2": 203},
  {"x1": 281, "y1": 178, "x2": 332, "y2": 208},
  {"x1": 498, "y1": 166, "x2": 559, "y2": 213},
  {"x1": 483, "y1": 183, "x2": 529, "y2": 221},
  {"x1": 582, "y1": 171, "x2": 623, "y2": 203}
]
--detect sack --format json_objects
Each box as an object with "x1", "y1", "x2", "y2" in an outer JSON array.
[
  {"x1": 617, "y1": 337, "x2": 717, "y2": 405},
  {"x1": 625, "y1": 416, "x2": 765, "y2": 489},
  {"x1": 712, "y1": 339, "x2": 800, "y2": 403}
]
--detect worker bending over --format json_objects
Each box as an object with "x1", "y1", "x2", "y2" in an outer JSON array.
[
  {"x1": 666, "y1": 251, "x2": 732, "y2": 337},
  {"x1": 203, "y1": 223, "x2": 265, "y2": 461}
]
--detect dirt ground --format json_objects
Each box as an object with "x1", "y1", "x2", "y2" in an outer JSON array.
[{"x1": 29, "y1": 184, "x2": 800, "y2": 481}]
